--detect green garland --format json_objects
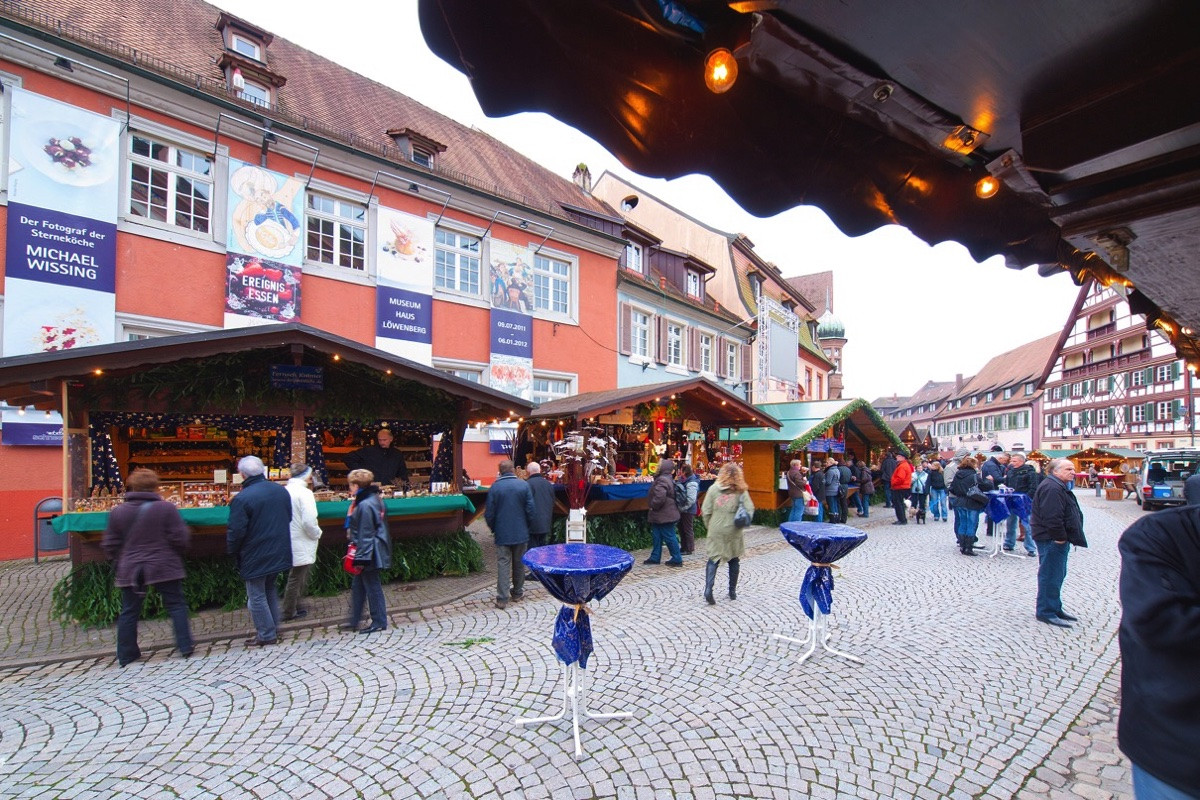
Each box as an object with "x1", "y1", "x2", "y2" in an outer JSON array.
[
  {"x1": 786, "y1": 398, "x2": 909, "y2": 456},
  {"x1": 51, "y1": 529, "x2": 483, "y2": 627}
]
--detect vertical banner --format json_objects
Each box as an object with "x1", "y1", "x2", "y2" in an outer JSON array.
[
  {"x1": 490, "y1": 308, "x2": 533, "y2": 401},
  {"x1": 488, "y1": 239, "x2": 534, "y2": 312},
  {"x1": 374, "y1": 206, "x2": 435, "y2": 364},
  {"x1": 3, "y1": 89, "x2": 119, "y2": 357},
  {"x1": 224, "y1": 160, "x2": 305, "y2": 328}
]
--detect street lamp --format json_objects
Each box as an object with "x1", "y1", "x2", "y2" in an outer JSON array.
[{"x1": 1188, "y1": 362, "x2": 1196, "y2": 447}]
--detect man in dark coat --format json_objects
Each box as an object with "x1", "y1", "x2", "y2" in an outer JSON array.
[
  {"x1": 345, "y1": 427, "x2": 409, "y2": 487},
  {"x1": 981, "y1": 450, "x2": 1010, "y2": 537},
  {"x1": 645, "y1": 458, "x2": 683, "y2": 566},
  {"x1": 484, "y1": 459, "x2": 535, "y2": 609},
  {"x1": 523, "y1": 461, "x2": 556, "y2": 578},
  {"x1": 1117, "y1": 505, "x2": 1200, "y2": 798},
  {"x1": 227, "y1": 455, "x2": 292, "y2": 646},
  {"x1": 807, "y1": 457, "x2": 825, "y2": 522},
  {"x1": 1030, "y1": 458, "x2": 1087, "y2": 628},
  {"x1": 880, "y1": 452, "x2": 897, "y2": 509},
  {"x1": 1003, "y1": 452, "x2": 1040, "y2": 556}
]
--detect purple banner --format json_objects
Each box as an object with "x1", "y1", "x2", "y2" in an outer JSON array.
[
  {"x1": 490, "y1": 308, "x2": 533, "y2": 358},
  {"x1": 1, "y1": 416, "x2": 63, "y2": 446},
  {"x1": 5, "y1": 202, "x2": 116, "y2": 292},
  {"x1": 376, "y1": 286, "x2": 432, "y2": 343}
]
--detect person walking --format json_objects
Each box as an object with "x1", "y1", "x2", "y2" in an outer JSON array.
[
  {"x1": 1003, "y1": 452, "x2": 1039, "y2": 557},
  {"x1": 1031, "y1": 458, "x2": 1087, "y2": 628},
  {"x1": 943, "y1": 447, "x2": 970, "y2": 531},
  {"x1": 807, "y1": 457, "x2": 826, "y2": 522},
  {"x1": 890, "y1": 453, "x2": 914, "y2": 525},
  {"x1": 949, "y1": 456, "x2": 991, "y2": 555},
  {"x1": 645, "y1": 459, "x2": 684, "y2": 567},
  {"x1": 282, "y1": 463, "x2": 322, "y2": 621},
  {"x1": 785, "y1": 459, "x2": 808, "y2": 523},
  {"x1": 880, "y1": 451, "x2": 897, "y2": 509},
  {"x1": 855, "y1": 461, "x2": 874, "y2": 518},
  {"x1": 677, "y1": 462, "x2": 701, "y2": 554},
  {"x1": 823, "y1": 458, "x2": 842, "y2": 523},
  {"x1": 522, "y1": 461, "x2": 556, "y2": 578},
  {"x1": 701, "y1": 463, "x2": 754, "y2": 605},
  {"x1": 484, "y1": 459, "x2": 535, "y2": 608},
  {"x1": 226, "y1": 455, "x2": 292, "y2": 647},
  {"x1": 927, "y1": 461, "x2": 948, "y2": 522},
  {"x1": 343, "y1": 468, "x2": 392, "y2": 633},
  {"x1": 102, "y1": 468, "x2": 193, "y2": 667}
]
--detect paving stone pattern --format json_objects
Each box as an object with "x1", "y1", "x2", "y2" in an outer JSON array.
[{"x1": 0, "y1": 493, "x2": 1142, "y2": 798}]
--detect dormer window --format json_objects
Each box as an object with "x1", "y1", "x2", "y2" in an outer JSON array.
[
  {"x1": 215, "y1": 13, "x2": 284, "y2": 108},
  {"x1": 230, "y1": 33, "x2": 261, "y2": 60},
  {"x1": 238, "y1": 79, "x2": 271, "y2": 108},
  {"x1": 624, "y1": 242, "x2": 643, "y2": 273},
  {"x1": 686, "y1": 270, "x2": 701, "y2": 298},
  {"x1": 411, "y1": 148, "x2": 434, "y2": 168},
  {"x1": 748, "y1": 273, "x2": 762, "y2": 298},
  {"x1": 387, "y1": 127, "x2": 447, "y2": 170}
]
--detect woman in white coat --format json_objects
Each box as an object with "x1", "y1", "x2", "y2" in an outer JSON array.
[{"x1": 282, "y1": 463, "x2": 323, "y2": 620}]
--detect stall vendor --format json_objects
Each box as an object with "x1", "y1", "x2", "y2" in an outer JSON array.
[{"x1": 345, "y1": 428, "x2": 410, "y2": 487}]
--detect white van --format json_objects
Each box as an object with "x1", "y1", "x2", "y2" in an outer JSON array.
[{"x1": 1137, "y1": 448, "x2": 1200, "y2": 511}]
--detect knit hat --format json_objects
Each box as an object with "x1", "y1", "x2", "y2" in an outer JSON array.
[
  {"x1": 290, "y1": 463, "x2": 313, "y2": 481},
  {"x1": 953, "y1": 448, "x2": 970, "y2": 460}
]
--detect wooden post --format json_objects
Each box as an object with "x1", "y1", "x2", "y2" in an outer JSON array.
[
  {"x1": 291, "y1": 410, "x2": 307, "y2": 467},
  {"x1": 455, "y1": 399, "x2": 470, "y2": 492}
]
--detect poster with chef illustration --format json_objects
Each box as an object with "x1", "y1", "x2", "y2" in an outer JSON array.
[
  {"x1": 225, "y1": 160, "x2": 305, "y2": 267},
  {"x1": 223, "y1": 254, "x2": 302, "y2": 327},
  {"x1": 489, "y1": 308, "x2": 533, "y2": 401},
  {"x1": 3, "y1": 88, "x2": 118, "y2": 360}
]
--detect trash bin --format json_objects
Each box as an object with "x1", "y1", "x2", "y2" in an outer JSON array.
[{"x1": 34, "y1": 497, "x2": 65, "y2": 562}]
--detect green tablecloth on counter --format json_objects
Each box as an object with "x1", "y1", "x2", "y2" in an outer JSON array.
[{"x1": 52, "y1": 494, "x2": 476, "y2": 534}]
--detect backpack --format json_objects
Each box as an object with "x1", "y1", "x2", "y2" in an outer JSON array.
[{"x1": 674, "y1": 480, "x2": 692, "y2": 513}]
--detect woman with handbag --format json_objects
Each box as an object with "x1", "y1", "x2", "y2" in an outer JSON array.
[
  {"x1": 341, "y1": 469, "x2": 392, "y2": 633},
  {"x1": 949, "y1": 456, "x2": 994, "y2": 555},
  {"x1": 700, "y1": 463, "x2": 754, "y2": 605},
  {"x1": 101, "y1": 468, "x2": 193, "y2": 666}
]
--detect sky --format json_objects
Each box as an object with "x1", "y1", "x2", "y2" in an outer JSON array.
[{"x1": 212, "y1": 0, "x2": 1082, "y2": 401}]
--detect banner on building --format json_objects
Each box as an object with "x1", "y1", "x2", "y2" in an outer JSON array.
[
  {"x1": 489, "y1": 308, "x2": 533, "y2": 400},
  {"x1": 224, "y1": 254, "x2": 301, "y2": 324},
  {"x1": 3, "y1": 89, "x2": 119, "y2": 358},
  {"x1": 488, "y1": 239, "x2": 534, "y2": 312},
  {"x1": 375, "y1": 206, "x2": 435, "y2": 363},
  {"x1": 1, "y1": 409, "x2": 64, "y2": 447}
]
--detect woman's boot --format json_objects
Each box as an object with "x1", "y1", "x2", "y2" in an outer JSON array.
[
  {"x1": 728, "y1": 558, "x2": 740, "y2": 600},
  {"x1": 704, "y1": 560, "x2": 718, "y2": 605}
]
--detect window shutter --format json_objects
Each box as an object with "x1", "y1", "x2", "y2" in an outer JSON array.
[
  {"x1": 740, "y1": 343, "x2": 753, "y2": 384},
  {"x1": 1083, "y1": 379, "x2": 1092, "y2": 396},
  {"x1": 1108, "y1": 407, "x2": 1115, "y2": 426},
  {"x1": 1145, "y1": 402, "x2": 1155, "y2": 422},
  {"x1": 1081, "y1": 410, "x2": 1091, "y2": 427},
  {"x1": 1175, "y1": 399, "x2": 1184, "y2": 420},
  {"x1": 715, "y1": 336, "x2": 728, "y2": 378},
  {"x1": 1108, "y1": 375, "x2": 1115, "y2": 392},
  {"x1": 1172, "y1": 361, "x2": 1181, "y2": 381},
  {"x1": 688, "y1": 327, "x2": 700, "y2": 372},
  {"x1": 618, "y1": 303, "x2": 632, "y2": 355},
  {"x1": 1145, "y1": 367, "x2": 1154, "y2": 384},
  {"x1": 655, "y1": 316, "x2": 668, "y2": 365}
]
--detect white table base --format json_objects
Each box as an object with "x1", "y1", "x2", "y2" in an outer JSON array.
[
  {"x1": 515, "y1": 659, "x2": 632, "y2": 760},
  {"x1": 773, "y1": 605, "x2": 863, "y2": 666}
]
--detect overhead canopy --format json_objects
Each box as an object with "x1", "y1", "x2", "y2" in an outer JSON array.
[
  {"x1": 1026, "y1": 449, "x2": 1075, "y2": 461},
  {"x1": 525, "y1": 377, "x2": 779, "y2": 429},
  {"x1": 720, "y1": 398, "x2": 906, "y2": 455},
  {"x1": 0, "y1": 323, "x2": 533, "y2": 423},
  {"x1": 1070, "y1": 447, "x2": 1146, "y2": 462},
  {"x1": 419, "y1": 0, "x2": 1200, "y2": 365}
]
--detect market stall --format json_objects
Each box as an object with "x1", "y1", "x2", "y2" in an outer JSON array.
[
  {"x1": 517, "y1": 378, "x2": 780, "y2": 517},
  {"x1": 1068, "y1": 446, "x2": 1145, "y2": 496},
  {"x1": 0, "y1": 324, "x2": 533, "y2": 565},
  {"x1": 720, "y1": 399, "x2": 907, "y2": 512}
]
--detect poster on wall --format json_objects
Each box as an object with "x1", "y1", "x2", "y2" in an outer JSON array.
[
  {"x1": 488, "y1": 239, "x2": 534, "y2": 312},
  {"x1": 3, "y1": 89, "x2": 119, "y2": 358},
  {"x1": 375, "y1": 286, "x2": 432, "y2": 364},
  {"x1": 225, "y1": 159, "x2": 305, "y2": 267},
  {"x1": 223, "y1": 254, "x2": 301, "y2": 326},
  {"x1": 489, "y1": 308, "x2": 533, "y2": 400},
  {"x1": 374, "y1": 206, "x2": 435, "y2": 364}
]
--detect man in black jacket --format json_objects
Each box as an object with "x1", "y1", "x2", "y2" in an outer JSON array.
[
  {"x1": 1030, "y1": 458, "x2": 1087, "y2": 628},
  {"x1": 1003, "y1": 452, "x2": 1039, "y2": 557},
  {"x1": 880, "y1": 452, "x2": 897, "y2": 509},
  {"x1": 523, "y1": 462, "x2": 556, "y2": 578},
  {"x1": 227, "y1": 455, "x2": 292, "y2": 646},
  {"x1": 345, "y1": 428, "x2": 409, "y2": 487},
  {"x1": 1117, "y1": 505, "x2": 1200, "y2": 798}
]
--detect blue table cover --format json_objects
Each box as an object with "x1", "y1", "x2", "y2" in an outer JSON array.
[
  {"x1": 523, "y1": 543, "x2": 634, "y2": 668},
  {"x1": 779, "y1": 522, "x2": 868, "y2": 619},
  {"x1": 984, "y1": 491, "x2": 1031, "y2": 525}
]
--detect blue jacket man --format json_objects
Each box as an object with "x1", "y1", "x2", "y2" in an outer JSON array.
[
  {"x1": 484, "y1": 459, "x2": 535, "y2": 608},
  {"x1": 227, "y1": 456, "x2": 292, "y2": 646}
]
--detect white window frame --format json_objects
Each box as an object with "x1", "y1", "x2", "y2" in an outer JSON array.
[
  {"x1": 125, "y1": 123, "x2": 218, "y2": 243},
  {"x1": 238, "y1": 81, "x2": 271, "y2": 108},
  {"x1": 434, "y1": 220, "x2": 483, "y2": 298},
  {"x1": 116, "y1": 313, "x2": 217, "y2": 341},
  {"x1": 624, "y1": 242, "x2": 643, "y2": 274},
  {"x1": 1155, "y1": 364, "x2": 1173, "y2": 383},
  {"x1": 686, "y1": 270, "x2": 701, "y2": 298},
  {"x1": 666, "y1": 320, "x2": 685, "y2": 370},
  {"x1": 410, "y1": 147, "x2": 434, "y2": 169},
  {"x1": 532, "y1": 372, "x2": 576, "y2": 405},
  {"x1": 726, "y1": 341, "x2": 739, "y2": 383},
  {"x1": 1070, "y1": 382, "x2": 1083, "y2": 397},
  {"x1": 531, "y1": 251, "x2": 572, "y2": 317},
  {"x1": 304, "y1": 186, "x2": 368, "y2": 278},
  {"x1": 0, "y1": 70, "x2": 20, "y2": 194},
  {"x1": 1095, "y1": 408, "x2": 1109, "y2": 426},
  {"x1": 699, "y1": 333, "x2": 713, "y2": 375},
  {"x1": 629, "y1": 307, "x2": 652, "y2": 360},
  {"x1": 1132, "y1": 404, "x2": 1146, "y2": 423},
  {"x1": 1025, "y1": 382, "x2": 1035, "y2": 395},
  {"x1": 1156, "y1": 401, "x2": 1173, "y2": 421},
  {"x1": 433, "y1": 358, "x2": 486, "y2": 386},
  {"x1": 229, "y1": 33, "x2": 261, "y2": 60},
  {"x1": 1003, "y1": 387, "x2": 1014, "y2": 399},
  {"x1": 1131, "y1": 370, "x2": 1145, "y2": 387}
]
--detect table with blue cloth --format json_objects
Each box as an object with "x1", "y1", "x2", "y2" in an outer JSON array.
[
  {"x1": 774, "y1": 522, "x2": 868, "y2": 665},
  {"x1": 515, "y1": 543, "x2": 634, "y2": 760},
  {"x1": 983, "y1": 491, "x2": 1032, "y2": 559}
]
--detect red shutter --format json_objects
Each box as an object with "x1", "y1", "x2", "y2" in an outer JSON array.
[
  {"x1": 618, "y1": 302, "x2": 632, "y2": 355},
  {"x1": 687, "y1": 327, "x2": 700, "y2": 372},
  {"x1": 655, "y1": 316, "x2": 668, "y2": 365},
  {"x1": 716, "y1": 336, "x2": 728, "y2": 378},
  {"x1": 741, "y1": 342, "x2": 753, "y2": 384}
]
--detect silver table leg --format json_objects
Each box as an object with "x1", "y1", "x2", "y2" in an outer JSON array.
[{"x1": 515, "y1": 659, "x2": 632, "y2": 760}]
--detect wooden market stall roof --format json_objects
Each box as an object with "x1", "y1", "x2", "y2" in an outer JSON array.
[
  {"x1": 1070, "y1": 447, "x2": 1146, "y2": 462},
  {"x1": 718, "y1": 398, "x2": 907, "y2": 455},
  {"x1": 0, "y1": 323, "x2": 533, "y2": 423},
  {"x1": 525, "y1": 378, "x2": 780, "y2": 430}
]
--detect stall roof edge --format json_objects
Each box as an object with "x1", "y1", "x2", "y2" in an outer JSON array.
[{"x1": 525, "y1": 378, "x2": 780, "y2": 430}]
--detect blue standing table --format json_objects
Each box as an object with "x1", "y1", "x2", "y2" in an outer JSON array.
[
  {"x1": 983, "y1": 490, "x2": 1032, "y2": 559},
  {"x1": 516, "y1": 543, "x2": 634, "y2": 760},
  {"x1": 775, "y1": 522, "x2": 868, "y2": 665}
]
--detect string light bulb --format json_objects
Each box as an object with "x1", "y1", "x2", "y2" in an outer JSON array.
[
  {"x1": 975, "y1": 176, "x2": 999, "y2": 199},
  {"x1": 704, "y1": 48, "x2": 738, "y2": 94}
]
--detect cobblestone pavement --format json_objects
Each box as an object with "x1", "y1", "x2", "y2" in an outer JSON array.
[{"x1": 0, "y1": 493, "x2": 1142, "y2": 798}]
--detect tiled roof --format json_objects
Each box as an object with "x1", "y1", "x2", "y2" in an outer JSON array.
[
  {"x1": 4, "y1": 0, "x2": 610, "y2": 221},
  {"x1": 786, "y1": 272, "x2": 833, "y2": 317},
  {"x1": 947, "y1": 332, "x2": 1060, "y2": 406},
  {"x1": 891, "y1": 380, "x2": 958, "y2": 417}
]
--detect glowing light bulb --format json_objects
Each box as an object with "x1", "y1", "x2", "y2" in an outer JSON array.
[
  {"x1": 705, "y1": 48, "x2": 738, "y2": 94},
  {"x1": 975, "y1": 176, "x2": 999, "y2": 199}
]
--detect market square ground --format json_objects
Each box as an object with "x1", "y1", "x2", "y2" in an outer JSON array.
[{"x1": 0, "y1": 492, "x2": 1139, "y2": 799}]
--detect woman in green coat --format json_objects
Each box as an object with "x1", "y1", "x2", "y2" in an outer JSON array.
[{"x1": 701, "y1": 463, "x2": 754, "y2": 605}]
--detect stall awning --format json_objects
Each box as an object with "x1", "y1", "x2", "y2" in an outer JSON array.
[
  {"x1": 0, "y1": 323, "x2": 533, "y2": 423},
  {"x1": 1027, "y1": 449, "x2": 1075, "y2": 460},
  {"x1": 1069, "y1": 447, "x2": 1146, "y2": 461},
  {"x1": 719, "y1": 398, "x2": 906, "y2": 454},
  {"x1": 526, "y1": 378, "x2": 779, "y2": 430}
]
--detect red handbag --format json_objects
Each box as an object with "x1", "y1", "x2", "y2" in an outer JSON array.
[{"x1": 343, "y1": 542, "x2": 364, "y2": 575}]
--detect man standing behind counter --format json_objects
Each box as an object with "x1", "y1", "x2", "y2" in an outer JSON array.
[{"x1": 345, "y1": 427, "x2": 410, "y2": 488}]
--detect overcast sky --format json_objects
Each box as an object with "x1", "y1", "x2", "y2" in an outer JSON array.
[{"x1": 213, "y1": 0, "x2": 1081, "y2": 401}]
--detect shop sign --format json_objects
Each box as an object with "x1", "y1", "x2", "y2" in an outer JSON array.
[
  {"x1": 829, "y1": 439, "x2": 845, "y2": 453},
  {"x1": 599, "y1": 409, "x2": 633, "y2": 425},
  {"x1": 270, "y1": 365, "x2": 324, "y2": 391},
  {"x1": 682, "y1": 419, "x2": 702, "y2": 432},
  {"x1": 0, "y1": 409, "x2": 63, "y2": 447},
  {"x1": 808, "y1": 438, "x2": 829, "y2": 452}
]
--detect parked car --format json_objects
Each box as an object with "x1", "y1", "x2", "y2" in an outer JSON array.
[{"x1": 1137, "y1": 448, "x2": 1200, "y2": 511}]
